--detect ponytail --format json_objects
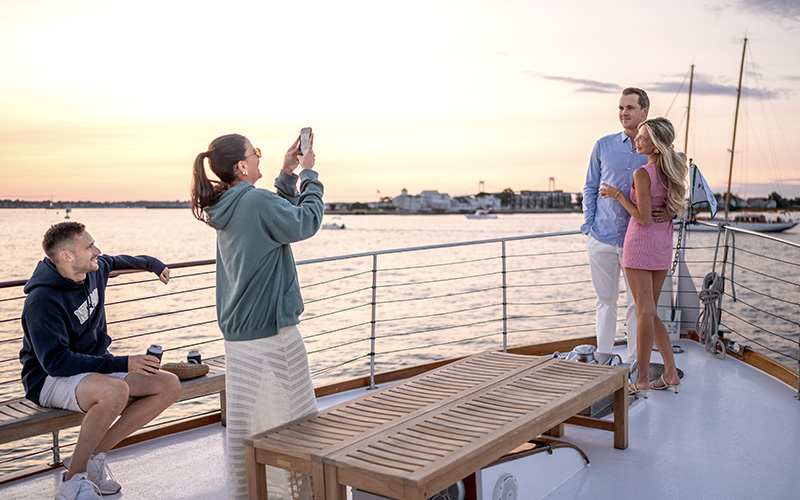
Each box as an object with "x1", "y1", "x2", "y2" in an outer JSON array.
[
  {"x1": 189, "y1": 134, "x2": 248, "y2": 222},
  {"x1": 190, "y1": 152, "x2": 215, "y2": 221}
]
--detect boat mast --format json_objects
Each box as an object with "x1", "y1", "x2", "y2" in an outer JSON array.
[
  {"x1": 684, "y1": 64, "x2": 694, "y2": 156},
  {"x1": 725, "y1": 38, "x2": 747, "y2": 220}
]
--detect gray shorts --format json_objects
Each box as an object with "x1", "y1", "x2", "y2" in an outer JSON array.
[{"x1": 39, "y1": 372, "x2": 128, "y2": 412}]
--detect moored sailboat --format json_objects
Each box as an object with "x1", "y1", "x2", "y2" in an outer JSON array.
[{"x1": 683, "y1": 38, "x2": 797, "y2": 233}]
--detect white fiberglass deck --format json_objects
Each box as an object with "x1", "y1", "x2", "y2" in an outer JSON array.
[{"x1": 2, "y1": 339, "x2": 799, "y2": 500}]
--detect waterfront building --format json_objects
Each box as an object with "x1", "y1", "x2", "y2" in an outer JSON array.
[
  {"x1": 514, "y1": 190, "x2": 572, "y2": 210},
  {"x1": 449, "y1": 196, "x2": 477, "y2": 212},
  {"x1": 392, "y1": 189, "x2": 451, "y2": 212}
]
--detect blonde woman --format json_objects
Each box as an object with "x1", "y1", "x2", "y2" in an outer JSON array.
[{"x1": 599, "y1": 117, "x2": 687, "y2": 396}]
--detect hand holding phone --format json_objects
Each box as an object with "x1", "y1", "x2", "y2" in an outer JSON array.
[{"x1": 299, "y1": 127, "x2": 312, "y2": 156}]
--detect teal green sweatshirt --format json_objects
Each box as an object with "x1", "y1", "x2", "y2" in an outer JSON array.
[{"x1": 205, "y1": 169, "x2": 323, "y2": 341}]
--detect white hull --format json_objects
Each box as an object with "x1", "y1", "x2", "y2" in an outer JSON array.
[
  {"x1": 321, "y1": 217, "x2": 346, "y2": 229},
  {"x1": 466, "y1": 210, "x2": 497, "y2": 219}
]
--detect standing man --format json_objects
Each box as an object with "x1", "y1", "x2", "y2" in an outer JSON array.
[
  {"x1": 20, "y1": 222, "x2": 181, "y2": 500},
  {"x1": 581, "y1": 87, "x2": 649, "y2": 364}
]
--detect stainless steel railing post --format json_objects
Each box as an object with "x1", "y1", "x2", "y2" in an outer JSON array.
[
  {"x1": 502, "y1": 241, "x2": 508, "y2": 353},
  {"x1": 50, "y1": 431, "x2": 62, "y2": 466},
  {"x1": 369, "y1": 254, "x2": 378, "y2": 389}
]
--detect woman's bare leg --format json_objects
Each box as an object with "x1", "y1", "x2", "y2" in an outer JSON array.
[
  {"x1": 626, "y1": 268, "x2": 657, "y2": 390},
  {"x1": 650, "y1": 270, "x2": 681, "y2": 386}
]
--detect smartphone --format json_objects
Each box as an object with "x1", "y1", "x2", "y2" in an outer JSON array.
[{"x1": 299, "y1": 127, "x2": 312, "y2": 156}]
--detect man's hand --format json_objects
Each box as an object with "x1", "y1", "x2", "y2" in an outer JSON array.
[
  {"x1": 129, "y1": 354, "x2": 161, "y2": 375},
  {"x1": 652, "y1": 206, "x2": 676, "y2": 223},
  {"x1": 158, "y1": 267, "x2": 170, "y2": 284}
]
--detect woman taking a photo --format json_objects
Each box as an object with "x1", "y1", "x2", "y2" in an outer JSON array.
[
  {"x1": 190, "y1": 132, "x2": 323, "y2": 500},
  {"x1": 600, "y1": 117, "x2": 686, "y2": 396}
]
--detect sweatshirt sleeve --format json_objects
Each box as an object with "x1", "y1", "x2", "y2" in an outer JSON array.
[
  {"x1": 274, "y1": 171, "x2": 301, "y2": 204},
  {"x1": 261, "y1": 169, "x2": 324, "y2": 245},
  {"x1": 107, "y1": 254, "x2": 167, "y2": 276},
  {"x1": 23, "y1": 295, "x2": 128, "y2": 377}
]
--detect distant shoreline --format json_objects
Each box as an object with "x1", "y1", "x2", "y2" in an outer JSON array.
[
  {"x1": 2, "y1": 201, "x2": 796, "y2": 215},
  {"x1": 0, "y1": 204, "x2": 582, "y2": 215},
  {"x1": 0, "y1": 200, "x2": 190, "y2": 209}
]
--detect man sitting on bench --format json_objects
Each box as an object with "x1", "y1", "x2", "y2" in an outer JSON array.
[{"x1": 19, "y1": 222, "x2": 181, "y2": 500}]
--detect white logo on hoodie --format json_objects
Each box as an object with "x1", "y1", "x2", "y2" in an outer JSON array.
[{"x1": 73, "y1": 288, "x2": 99, "y2": 324}]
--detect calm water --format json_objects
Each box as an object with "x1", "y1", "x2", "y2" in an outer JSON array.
[
  {"x1": 0, "y1": 209, "x2": 593, "y2": 385},
  {"x1": 2, "y1": 208, "x2": 798, "y2": 374},
  {"x1": 0, "y1": 209, "x2": 588, "y2": 281},
  {"x1": 0, "y1": 208, "x2": 798, "y2": 474}
]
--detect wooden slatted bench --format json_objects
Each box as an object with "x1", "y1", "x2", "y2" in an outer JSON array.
[
  {"x1": 245, "y1": 352, "x2": 628, "y2": 500},
  {"x1": 0, "y1": 355, "x2": 228, "y2": 450},
  {"x1": 244, "y1": 352, "x2": 551, "y2": 500}
]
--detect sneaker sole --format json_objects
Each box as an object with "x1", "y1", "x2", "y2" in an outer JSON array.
[{"x1": 97, "y1": 485, "x2": 121, "y2": 495}]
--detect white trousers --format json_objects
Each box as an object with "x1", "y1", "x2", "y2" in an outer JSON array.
[
  {"x1": 225, "y1": 325, "x2": 318, "y2": 500},
  {"x1": 586, "y1": 235, "x2": 637, "y2": 362}
]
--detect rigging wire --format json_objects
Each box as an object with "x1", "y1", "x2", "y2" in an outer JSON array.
[
  {"x1": 731, "y1": 40, "x2": 795, "y2": 200},
  {"x1": 745, "y1": 41, "x2": 796, "y2": 198},
  {"x1": 663, "y1": 66, "x2": 691, "y2": 118}
]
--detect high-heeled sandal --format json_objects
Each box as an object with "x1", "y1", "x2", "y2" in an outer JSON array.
[
  {"x1": 628, "y1": 381, "x2": 649, "y2": 398},
  {"x1": 650, "y1": 374, "x2": 680, "y2": 393}
]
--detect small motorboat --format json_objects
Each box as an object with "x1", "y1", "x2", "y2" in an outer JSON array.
[
  {"x1": 466, "y1": 209, "x2": 498, "y2": 219},
  {"x1": 322, "y1": 217, "x2": 346, "y2": 230}
]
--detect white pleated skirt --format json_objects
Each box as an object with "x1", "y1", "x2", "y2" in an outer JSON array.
[{"x1": 224, "y1": 325, "x2": 318, "y2": 500}]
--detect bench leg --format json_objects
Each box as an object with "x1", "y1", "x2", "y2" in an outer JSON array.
[
  {"x1": 325, "y1": 464, "x2": 347, "y2": 500},
  {"x1": 220, "y1": 390, "x2": 227, "y2": 427},
  {"x1": 245, "y1": 443, "x2": 267, "y2": 500},
  {"x1": 613, "y1": 384, "x2": 628, "y2": 449},
  {"x1": 312, "y1": 462, "x2": 325, "y2": 499},
  {"x1": 544, "y1": 423, "x2": 565, "y2": 437}
]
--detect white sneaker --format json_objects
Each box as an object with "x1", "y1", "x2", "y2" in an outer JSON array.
[
  {"x1": 86, "y1": 452, "x2": 122, "y2": 495},
  {"x1": 55, "y1": 472, "x2": 102, "y2": 500}
]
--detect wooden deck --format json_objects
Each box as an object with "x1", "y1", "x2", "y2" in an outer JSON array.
[{"x1": 245, "y1": 352, "x2": 628, "y2": 500}]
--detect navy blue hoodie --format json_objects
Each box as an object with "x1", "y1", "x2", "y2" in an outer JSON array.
[{"x1": 19, "y1": 254, "x2": 167, "y2": 405}]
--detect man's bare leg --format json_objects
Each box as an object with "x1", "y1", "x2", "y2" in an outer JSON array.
[
  {"x1": 65, "y1": 374, "x2": 130, "y2": 480},
  {"x1": 93, "y1": 371, "x2": 180, "y2": 454},
  {"x1": 66, "y1": 371, "x2": 180, "y2": 479}
]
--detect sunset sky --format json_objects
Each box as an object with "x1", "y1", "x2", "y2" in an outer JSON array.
[{"x1": 1, "y1": 0, "x2": 799, "y2": 203}]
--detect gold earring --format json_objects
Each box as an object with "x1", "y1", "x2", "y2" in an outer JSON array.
[{"x1": 655, "y1": 148, "x2": 660, "y2": 154}]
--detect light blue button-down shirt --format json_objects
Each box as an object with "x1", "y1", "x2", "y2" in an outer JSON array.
[{"x1": 581, "y1": 131, "x2": 648, "y2": 247}]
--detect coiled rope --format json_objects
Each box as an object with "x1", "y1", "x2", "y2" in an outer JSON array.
[{"x1": 696, "y1": 271, "x2": 726, "y2": 359}]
